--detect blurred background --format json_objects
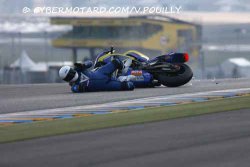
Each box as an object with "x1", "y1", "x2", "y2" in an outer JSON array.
[{"x1": 0, "y1": 0, "x2": 250, "y2": 84}]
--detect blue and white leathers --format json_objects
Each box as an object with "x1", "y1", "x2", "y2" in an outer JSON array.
[{"x1": 70, "y1": 60, "x2": 134, "y2": 93}]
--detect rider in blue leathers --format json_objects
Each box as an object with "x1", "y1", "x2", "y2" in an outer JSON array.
[{"x1": 59, "y1": 58, "x2": 135, "y2": 93}]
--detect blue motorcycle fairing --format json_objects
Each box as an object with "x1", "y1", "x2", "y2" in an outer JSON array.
[{"x1": 148, "y1": 52, "x2": 188, "y2": 64}]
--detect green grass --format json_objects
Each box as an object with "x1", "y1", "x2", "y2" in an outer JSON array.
[{"x1": 1, "y1": 95, "x2": 250, "y2": 143}]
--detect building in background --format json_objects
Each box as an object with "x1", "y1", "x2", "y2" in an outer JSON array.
[{"x1": 51, "y1": 15, "x2": 201, "y2": 64}]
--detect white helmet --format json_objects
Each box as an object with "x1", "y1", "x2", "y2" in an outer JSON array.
[{"x1": 59, "y1": 66, "x2": 79, "y2": 82}]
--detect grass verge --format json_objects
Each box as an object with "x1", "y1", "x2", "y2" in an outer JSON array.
[{"x1": 1, "y1": 95, "x2": 250, "y2": 143}]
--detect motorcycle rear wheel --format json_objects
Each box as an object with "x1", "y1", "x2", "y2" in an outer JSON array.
[{"x1": 157, "y1": 64, "x2": 193, "y2": 87}]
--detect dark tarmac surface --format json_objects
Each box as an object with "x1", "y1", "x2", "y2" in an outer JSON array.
[
  {"x1": 1, "y1": 109, "x2": 250, "y2": 167},
  {"x1": 0, "y1": 78, "x2": 250, "y2": 113}
]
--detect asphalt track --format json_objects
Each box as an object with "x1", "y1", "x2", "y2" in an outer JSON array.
[
  {"x1": 1, "y1": 109, "x2": 250, "y2": 167},
  {"x1": 1, "y1": 79, "x2": 250, "y2": 166},
  {"x1": 1, "y1": 78, "x2": 250, "y2": 114}
]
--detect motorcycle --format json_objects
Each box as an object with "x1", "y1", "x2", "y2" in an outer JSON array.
[{"x1": 93, "y1": 47, "x2": 193, "y2": 87}]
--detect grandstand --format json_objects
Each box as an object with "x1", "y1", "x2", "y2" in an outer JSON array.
[{"x1": 51, "y1": 14, "x2": 201, "y2": 63}]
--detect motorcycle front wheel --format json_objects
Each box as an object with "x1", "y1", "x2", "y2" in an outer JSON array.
[{"x1": 156, "y1": 64, "x2": 193, "y2": 87}]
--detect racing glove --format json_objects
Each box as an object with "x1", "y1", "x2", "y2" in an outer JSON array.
[
  {"x1": 71, "y1": 81, "x2": 88, "y2": 93},
  {"x1": 112, "y1": 58, "x2": 123, "y2": 70},
  {"x1": 74, "y1": 61, "x2": 93, "y2": 70}
]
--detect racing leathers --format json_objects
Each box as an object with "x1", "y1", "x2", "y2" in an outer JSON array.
[{"x1": 70, "y1": 59, "x2": 135, "y2": 93}]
